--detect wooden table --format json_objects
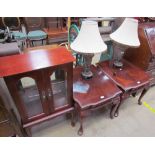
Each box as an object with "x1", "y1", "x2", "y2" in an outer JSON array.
[
  {"x1": 97, "y1": 59, "x2": 150, "y2": 117},
  {"x1": 73, "y1": 65, "x2": 122, "y2": 135}
]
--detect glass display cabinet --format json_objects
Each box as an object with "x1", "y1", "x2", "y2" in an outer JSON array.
[{"x1": 0, "y1": 47, "x2": 75, "y2": 136}]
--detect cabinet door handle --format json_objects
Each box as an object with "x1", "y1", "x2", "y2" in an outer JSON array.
[
  {"x1": 48, "y1": 89, "x2": 52, "y2": 97},
  {"x1": 42, "y1": 91, "x2": 46, "y2": 101}
]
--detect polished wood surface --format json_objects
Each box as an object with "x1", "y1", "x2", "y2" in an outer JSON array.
[
  {"x1": 98, "y1": 59, "x2": 150, "y2": 117},
  {"x1": 2, "y1": 47, "x2": 75, "y2": 136},
  {"x1": 5, "y1": 62, "x2": 75, "y2": 136},
  {"x1": 73, "y1": 65, "x2": 122, "y2": 135},
  {"x1": 98, "y1": 59, "x2": 150, "y2": 91},
  {"x1": 0, "y1": 47, "x2": 75, "y2": 77},
  {"x1": 73, "y1": 65, "x2": 122, "y2": 109},
  {"x1": 124, "y1": 23, "x2": 155, "y2": 70},
  {"x1": 124, "y1": 23, "x2": 155, "y2": 85}
]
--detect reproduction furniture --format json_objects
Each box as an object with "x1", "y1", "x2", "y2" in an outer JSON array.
[
  {"x1": 73, "y1": 65, "x2": 122, "y2": 135},
  {"x1": 43, "y1": 17, "x2": 68, "y2": 44},
  {"x1": 24, "y1": 17, "x2": 47, "y2": 47},
  {"x1": 98, "y1": 59, "x2": 150, "y2": 117},
  {"x1": 0, "y1": 47, "x2": 75, "y2": 136},
  {"x1": 0, "y1": 42, "x2": 20, "y2": 57},
  {"x1": 110, "y1": 18, "x2": 140, "y2": 68},
  {"x1": 0, "y1": 96, "x2": 24, "y2": 137},
  {"x1": 124, "y1": 22, "x2": 155, "y2": 85},
  {"x1": 84, "y1": 17, "x2": 115, "y2": 62},
  {"x1": 71, "y1": 21, "x2": 107, "y2": 79},
  {"x1": 68, "y1": 24, "x2": 83, "y2": 66}
]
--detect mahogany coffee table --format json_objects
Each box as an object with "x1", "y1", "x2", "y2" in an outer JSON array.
[
  {"x1": 73, "y1": 65, "x2": 122, "y2": 135},
  {"x1": 97, "y1": 59, "x2": 150, "y2": 117}
]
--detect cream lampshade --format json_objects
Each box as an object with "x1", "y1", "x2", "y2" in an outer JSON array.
[
  {"x1": 110, "y1": 18, "x2": 140, "y2": 67},
  {"x1": 71, "y1": 20, "x2": 107, "y2": 79}
]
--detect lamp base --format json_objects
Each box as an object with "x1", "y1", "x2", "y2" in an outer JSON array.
[
  {"x1": 81, "y1": 53, "x2": 94, "y2": 80},
  {"x1": 113, "y1": 60, "x2": 123, "y2": 68},
  {"x1": 81, "y1": 70, "x2": 93, "y2": 79}
]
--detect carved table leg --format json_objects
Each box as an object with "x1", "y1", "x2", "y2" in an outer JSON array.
[
  {"x1": 77, "y1": 107, "x2": 83, "y2": 136},
  {"x1": 78, "y1": 112, "x2": 83, "y2": 136},
  {"x1": 110, "y1": 101, "x2": 120, "y2": 119},
  {"x1": 114, "y1": 95, "x2": 123, "y2": 117},
  {"x1": 138, "y1": 88, "x2": 149, "y2": 105}
]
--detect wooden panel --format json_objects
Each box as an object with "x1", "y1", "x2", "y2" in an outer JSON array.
[
  {"x1": 124, "y1": 23, "x2": 155, "y2": 70},
  {"x1": 0, "y1": 47, "x2": 75, "y2": 78},
  {"x1": 145, "y1": 27, "x2": 155, "y2": 55}
]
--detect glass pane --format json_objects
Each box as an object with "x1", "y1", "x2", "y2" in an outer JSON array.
[
  {"x1": 17, "y1": 77, "x2": 43, "y2": 118},
  {"x1": 50, "y1": 69, "x2": 68, "y2": 109}
]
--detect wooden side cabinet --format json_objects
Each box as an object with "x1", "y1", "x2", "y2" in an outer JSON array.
[
  {"x1": 0, "y1": 47, "x2": 75, "y2": 136},
  {"x1": 124, "y1": 22, "x2": 155, "y2": 85}
]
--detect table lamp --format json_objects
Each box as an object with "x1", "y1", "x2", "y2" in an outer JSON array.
[
  {"x1": 70, "y1": 21, "x2": 107, "y2": 79},
  {"x1": 110, "y1": 18, "x2": 140, "y2": 68}
]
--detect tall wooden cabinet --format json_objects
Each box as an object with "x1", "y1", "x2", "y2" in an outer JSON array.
[
  {"x1": 0, "y1": 47, "x2": 75, "y2": 136},
  {"x1": 124, "y1": 22, "x2": 155, "y2": 85}
]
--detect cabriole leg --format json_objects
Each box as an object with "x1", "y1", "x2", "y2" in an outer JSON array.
[
  {"x1": 77, "y1": 107, "x2": 83, "y2": 136},
  {"x1": 138, "y1": 88, "x2": 149, "y2": 105}
]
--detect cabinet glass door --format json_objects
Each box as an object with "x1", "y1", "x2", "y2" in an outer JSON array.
[
  {"x1": 50, "y1": 69, "x2": 68, "y2": 110},
  {"x1": 17, "y1": 77, "x2": 43, "y2": 118}
]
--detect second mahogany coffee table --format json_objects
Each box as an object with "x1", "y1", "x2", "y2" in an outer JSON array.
[{"x1": 97, "y1": 59, "x2": 150, "y2": 117}]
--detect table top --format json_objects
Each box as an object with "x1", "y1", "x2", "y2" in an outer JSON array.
[
  {"x1": 98, "y1": 59, "x2": 150, "y2": 91},
  {"x1": 0, "y1": 47, "x2": 75, "y2": 78},
  {"x1": 73, "y1": 65, "x2": 122, "y2": 109}
]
